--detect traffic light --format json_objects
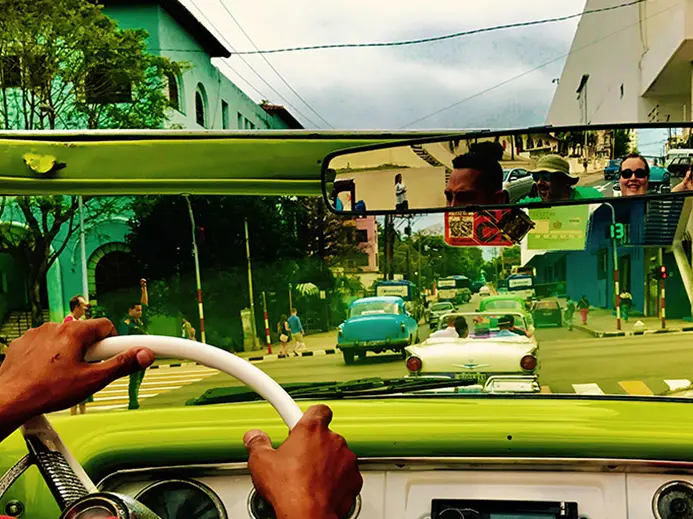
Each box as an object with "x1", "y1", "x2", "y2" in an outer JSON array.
[{"x1": 659, "y1": 265, "x2": 667, "y2": 280}]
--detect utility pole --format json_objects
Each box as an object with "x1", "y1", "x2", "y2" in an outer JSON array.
[
  {"x1": 605, "y1": 203, "x2": 621, "y2": 331},
  {"x1": 184, "y1": 196, "x2": 206, "y2": 343},
  {"x1": 244, "y1": 217, "x2": 258, "y2": 348},
  {"x1": 78, "y1": 196, "x2": 89, "y2": 301}
]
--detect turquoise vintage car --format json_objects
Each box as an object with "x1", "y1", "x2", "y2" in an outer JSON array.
[{"x1": 337, "y1": 296, "x2": 419, "y2": 364}]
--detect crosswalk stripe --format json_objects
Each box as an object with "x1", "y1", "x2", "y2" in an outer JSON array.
[
  {"x1": 665, "y1": 379, "x2": 692, "y2": 392},
  {"x1": 540, "y1": 386, "x2": 552, "y2": 393},
  {"x1": 618, "y1": 380, "x2": 654, "y2": 395},
  {"x1": 572, "y1": 383, "x2": 604, "y2": 395}
]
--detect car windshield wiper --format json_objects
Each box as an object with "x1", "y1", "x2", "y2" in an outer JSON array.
[{"x1": 186, "y1": 377, "x2": 488, "y2": 406}]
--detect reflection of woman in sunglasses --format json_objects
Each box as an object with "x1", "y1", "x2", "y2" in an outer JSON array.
[{"x1": 618, "y1": 153, "x2": 649, "y2": 197}]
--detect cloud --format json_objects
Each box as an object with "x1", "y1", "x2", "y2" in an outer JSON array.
[{"x1": 183, "y1": 0, "x2": 587, "y2": 128}]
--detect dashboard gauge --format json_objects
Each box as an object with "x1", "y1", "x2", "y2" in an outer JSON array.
[
  {"x1": 247, "y1": 487, "x2": 361, "y2": 519},
  {"x1": 135, "y1": 479, "x2": 226, "y2": 519},
  {"x1": 653, "y1": 481, "x2": 693, "y2": 519}
]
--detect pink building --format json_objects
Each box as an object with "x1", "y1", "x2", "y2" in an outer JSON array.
[{"x1": 353, "y1": 216, "x2": 379, "y2": 273}]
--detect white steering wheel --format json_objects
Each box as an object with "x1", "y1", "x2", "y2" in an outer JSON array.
[{"x1": 10, "y1": 336, "x2": 304, "y2": 515}]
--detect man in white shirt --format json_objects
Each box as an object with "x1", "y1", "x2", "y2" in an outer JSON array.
[{"x1": 429, "y1": 315, "x2": 459, "y2": 338}]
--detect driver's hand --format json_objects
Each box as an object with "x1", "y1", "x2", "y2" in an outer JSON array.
[
  {"x1": 244, "y1": 405, "x2": 362, "y2": 519},
  {"x1": 0, "y1": 319, "x2": 155, "y2": 417}
]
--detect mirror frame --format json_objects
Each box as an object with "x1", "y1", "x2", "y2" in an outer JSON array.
[{"x1": 320, "y1": 121, "x2": 693, "y2": 215}]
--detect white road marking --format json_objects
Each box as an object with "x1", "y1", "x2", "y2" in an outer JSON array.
[
  {"x1": 665, "y1": 379, "x2": 692, "y2": 391},
  {"x1": 572, "y1": 383, "x2": 605, "y2": 395}
]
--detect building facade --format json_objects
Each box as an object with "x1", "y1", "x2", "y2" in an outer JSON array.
[{"x1": 0, "y1": 0, "x2": 302, "y2": 335}]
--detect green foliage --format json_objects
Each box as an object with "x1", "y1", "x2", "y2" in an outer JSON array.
[
  {"x1": 123, "y1": 196, "x2": 359, "y2": 347},
  {"x1": 0, "y1": 0, "x2": 185, "y2": 129},
  {"x1": 0, "y1": 196, "x2": 125, "y2": 325}
]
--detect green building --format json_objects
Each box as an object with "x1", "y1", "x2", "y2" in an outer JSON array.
[{"x1": 0, "y1": 0, "x2": 302, "y2": 340}]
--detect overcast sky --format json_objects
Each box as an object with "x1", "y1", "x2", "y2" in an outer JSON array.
[
  {"x1": 181, "y1": 1, "x2": 591, "y2": 260},
  {"x1": 182, "y1": 0, "x2": 586, "y2": 130}
]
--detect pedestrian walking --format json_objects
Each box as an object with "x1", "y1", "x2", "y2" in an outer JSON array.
[
  {"x1": 63, "y1": 295, "x2": 92, "y2": 415},
  {"x1": 277, "y1": 314, "x2": 291, "y2": 357},
  {"x1": 117, "y1": 278, "x2": 149, "y2": 410},
  {"x1": 620, "y1": 289, "x2": 633, "y2": 323},
  {"x1": 564, "y1": 297, "x2": 576, "y2": 331},
  {"x1": 577, "y1": 295, "x2": 590, "y2": 325},
  {"x1": 288, "y1": 308, "x2": 305, "y2": 355}
]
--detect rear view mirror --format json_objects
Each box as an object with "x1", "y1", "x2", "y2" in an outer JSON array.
[{"x1": 322, "y1": 123, "x2": 693, "y2": 215}]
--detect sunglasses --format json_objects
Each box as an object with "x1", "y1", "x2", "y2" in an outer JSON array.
[
  {"x1": 620, "y1": 168, "x2": 648, "y2": 179},
  {"x1": 531, "y1": 171, "x2": 552, "y2": 182}
]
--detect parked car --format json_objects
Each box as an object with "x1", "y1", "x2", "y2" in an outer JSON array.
[
  {"x1": 502, "y1": 168, "x2": 536, "y2": 203},
  {"x1": 532, "y1": 299, "x2": 563, "y2": 327},
  {"x1": 337, "y1": 296, "x2": 419, "y2": 364},
  {"x1": 604, "y1": 158, "x2": 623, "y2": 180},
  {"x1": 667, "y1": 155, "x2": 692, "y2": 177},
  {"x1": 426, "y1": 301, "x2": 456, "y2": 329},
  {"x1": 405, "y1": 311, "x2": 539, "y2": 389}
]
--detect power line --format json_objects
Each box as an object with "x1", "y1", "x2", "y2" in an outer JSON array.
[
  {"x1": 215, "y1": 0, "x2": 333, "y2": 128},
  {"x1": 232, "y1": 0, "x2": 647, "y2": 55},
  {"x1": 399, "y1": 1, "x2": 679, "y2": 129},
  {"x1": 184, "y1": 2, "x2": 320, "y2": 128}
]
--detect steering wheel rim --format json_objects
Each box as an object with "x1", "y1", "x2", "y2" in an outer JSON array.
[
  {"x1": 87, "y1": 336, "x2": 304, "y2": 428},
  {"x1": 4, "y1": 336, "x2": 305, "y2": 517}
]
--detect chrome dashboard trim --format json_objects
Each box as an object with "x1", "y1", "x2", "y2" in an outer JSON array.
[{"x1": 97, "y1": 457, "x2": 693, "y2": 489}]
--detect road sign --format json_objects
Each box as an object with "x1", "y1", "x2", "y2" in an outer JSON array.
[{"x1": 444, "y1": 210, "x2": 513, "y2": 247}]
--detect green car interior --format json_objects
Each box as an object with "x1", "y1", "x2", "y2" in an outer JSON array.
[{"x1": 2, "y1": 128, "x2": 693, "y2": 519}]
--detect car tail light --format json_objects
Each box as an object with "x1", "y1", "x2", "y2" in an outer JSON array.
[
  {"x1": 406, "y1": 356, "x2": 422, "y2": 373},
  {"x1": 520, "y1": 355, "x2": 537, "y2": 371}
]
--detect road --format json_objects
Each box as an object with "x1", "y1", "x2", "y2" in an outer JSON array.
[{"x1": 53, "y1": 295, "x2": 693, "y2": 416}]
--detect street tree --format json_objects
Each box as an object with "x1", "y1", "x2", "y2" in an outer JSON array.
[
  {"x1": 0, "y1": 197, "x2": 127, "y2": 326},
  {"x1": 0, "y1": 0, "x2": 183, "y2": 325}
]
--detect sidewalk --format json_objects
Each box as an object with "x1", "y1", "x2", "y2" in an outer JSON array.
[
  {"x1": 234, "y1": 329, "x2": 338, "y2": 361},
  {"x1": 571, "y1": 307, "x2": 693, "y2": 338}
]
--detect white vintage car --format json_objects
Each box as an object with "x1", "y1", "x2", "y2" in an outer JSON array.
[{"x1": 404, "y1": 311, "x2": 540, "y2": 391}]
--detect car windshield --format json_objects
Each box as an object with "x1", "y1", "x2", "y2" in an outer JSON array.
[
  {"x1": 3, "y1": 174, "x2": 693, "y2": 408},
  {"x1": 483, "y1": 300, "x2": 523, "y2": 311},
  {"x1": 349, "y1": 302, "x2": 400, "y2": 317}
]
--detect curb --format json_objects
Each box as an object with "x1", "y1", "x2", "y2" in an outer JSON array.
[
  {"x1": 150, "y1": 348, "x2": 338, "y2": 369},
  {"x1": 573, "y1": 323, "x2": 693, "y2": 338}
]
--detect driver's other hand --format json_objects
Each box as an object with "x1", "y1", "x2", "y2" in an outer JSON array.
[
  {"x1": 673, "y1": 167, "x2": 693, "y2": 192},
  {"x1": 244, "y1": 404, "x2": 362, "y2": 519},
  {"x1": 0, "y1": 319, "x2": 155, "y2": 416}
]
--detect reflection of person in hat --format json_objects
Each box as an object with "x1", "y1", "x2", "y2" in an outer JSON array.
[{"x1": 519, "y1": 155, "x2": 603, "y2": 203}]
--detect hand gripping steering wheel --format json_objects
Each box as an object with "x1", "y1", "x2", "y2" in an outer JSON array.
[{"x1": 0, "y1": 336, "x2": 309, "y2": 519}]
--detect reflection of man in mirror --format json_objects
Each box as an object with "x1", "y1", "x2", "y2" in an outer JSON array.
[
  {"x1": 445, "y1": 142, "x2": 508, "y2": 206},
  {"x1": 519, "y1": 155, "x2": 602, "y2": 203},
  {"x1": 395, "y1": 173, "x2": 409, "y2": 211}
]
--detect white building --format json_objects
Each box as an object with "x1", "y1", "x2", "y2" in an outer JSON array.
[
  {"x1": 547, "y1": 0, "x2": 693, "y2": 317},
  {"x1": 548, "y1": 0, "x2": 693, "y2": 125}
]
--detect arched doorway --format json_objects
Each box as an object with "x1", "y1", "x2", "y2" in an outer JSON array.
[
  {"x1": 88, "y1": 243, "x2": 138, "y2": 321},
  {"x1": 95, "y1": 250, "x2": 139, "y2": 295}
]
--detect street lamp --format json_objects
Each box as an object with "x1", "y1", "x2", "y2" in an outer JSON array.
[{"x1": 604, "y1": 203, "x2": 622, "y2": 331}]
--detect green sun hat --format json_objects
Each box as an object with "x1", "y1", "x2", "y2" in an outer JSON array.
[{"x1": 530, "y1": 154, "x2": 579, "y2": 181}]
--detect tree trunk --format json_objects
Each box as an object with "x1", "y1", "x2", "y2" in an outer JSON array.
[{"x1": 29, "y1": 278, "x2": 44, "y2": 328}]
